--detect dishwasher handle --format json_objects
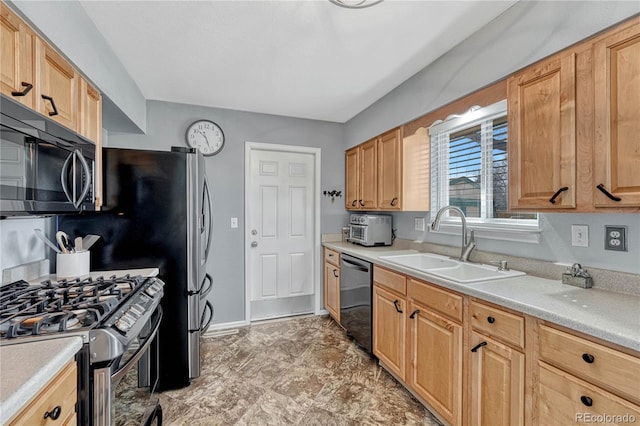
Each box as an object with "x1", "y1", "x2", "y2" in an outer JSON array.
[{"x1": 340, "y1": 257, "x2": 370, "y2": 272}]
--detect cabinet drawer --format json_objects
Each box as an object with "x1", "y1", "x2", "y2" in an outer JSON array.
[
  {"x1": 408, "y1": 278, "x2": 463, "y2": 323},
  {"x1": 373, "y1": 266, "x2": 406, "y2": 295},
  {"x1": 539, "y1": 325, "x2": 640, "y2": 404},
  {"x1": 538, "y1": 362, "x2": 640, "y2": 426},
  {"x1": 9, "y1": 360, "x2": 77, "y2": 425},
  {"x1": 324, "y1": 248, "x2": 340, "y2": 266},
  {"x1": 470, "y1": 301, "x2": 524, "y2": 349}
]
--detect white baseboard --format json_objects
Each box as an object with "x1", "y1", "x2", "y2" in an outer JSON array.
[{"x1": 202, "y1": 319, "x2": 250, "y2": 338}]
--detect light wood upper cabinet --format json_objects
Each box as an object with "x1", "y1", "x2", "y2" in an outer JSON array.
[
  {"x1": 360, "y1": 138, "x2": 378, "y2": 209},
  {"x1": 0, "y1": 3, "x2": 35, "y2": 109},
  {"x1": 594, "y1": 20, "x2": 640, "y2": 208},
  {"x1": 373, "y1": 282, "x2": 406, "y2": 381},
  {"x1": 345, "y1": 147, "x2": 359, "y2": 209},
  {"x1": 35, "y1": 38, "x2": 79, "y2": 130},
  {"x1": 377, "y1": 128, "x2": 402, "y2": 209},
  {"x1": 408, "y1": 299, "x2": 463, "y2": 426},
  {"x1": 469, "y1": 332, "x2": 525, "y2": 426},
  {"x1": 508, "y1": 51, "x2": 577, "y2": 210}
]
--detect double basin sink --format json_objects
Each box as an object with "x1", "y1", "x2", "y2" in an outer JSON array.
[{"x1": 378, "y1": 253, "x2": 525, "y2": 284}]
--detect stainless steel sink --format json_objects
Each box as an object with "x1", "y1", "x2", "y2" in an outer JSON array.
[{"x1": 379, "y1": 253, "x2": 525, "y2": 284}]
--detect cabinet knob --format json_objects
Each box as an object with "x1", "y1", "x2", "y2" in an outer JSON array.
[
  {"x1": 580, "y1": 396, "x2": 593, "y2": 407},
  {"x1": 44, "y1": 405, "x2": 62, "y2": 420},
  {"x1": 582, "y1": 353, "x2": 595, "y2": 364},
  {"x1": 487, "y1": 316, "x2": 496, "y2": 324}
]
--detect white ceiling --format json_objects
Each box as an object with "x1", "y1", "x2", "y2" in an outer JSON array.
[{"x1": 80, "y1": 1, "x2": 517, "y2": 123}]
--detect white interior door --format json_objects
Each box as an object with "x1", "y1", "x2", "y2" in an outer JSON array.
[{"x1": 246, "y1": 145, "x2": 317, "y2": 321}]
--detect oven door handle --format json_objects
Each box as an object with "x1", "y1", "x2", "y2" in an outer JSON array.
[
  {"x1": 340, "y1": 258, "x2": 370, "y2": 272},
  {"x1": 111, "y1": 307, "x2": 163, "y2": 384}
]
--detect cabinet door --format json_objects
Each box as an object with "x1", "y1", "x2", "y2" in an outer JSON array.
[
  {"x1": 373, "y1": 283, "x2": 405, "y2": 380},
  {"x1": 594, "y1": 20, "x2": 640, "y2": 207},
  {"x1": 469, "y1": 332, "x2": 525, "y2": 426},
  {"x1": 0, "y1": 3, "x2": 35, "y2": 108},
  {"x1": 359, "y1": 139, "x2": 377, "y2": 209},
  {"x1": 377, "y1": 128, "x2": 402, "y2": 210},
  {"x1": 408, "y1": 301, "x2": 462, "y2": 426},
  {"x1": 324, "y1": 262, "x2": 340, "y2": 322},
  {"x1": 345, "y1": 147, "x2": 359, "y2": 210},
  {"x1": 508, "y1": 52, "x2": 576, "y2": 209},
  {"x1": 35, "y1": 38, "x2": 78, "y2": 130}
]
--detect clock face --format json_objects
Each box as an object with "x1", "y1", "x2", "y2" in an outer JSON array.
[{"x1": 185, "y1": 120, "x2": 225, "y2": 156}]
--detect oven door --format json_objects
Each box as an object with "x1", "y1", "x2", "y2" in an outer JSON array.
[
  {"x1": 348, "y1": 224, "x2": 369, "y2": 245},
  {"x1": 94, "y1": 307, "x2": 163, "y2": 426}
]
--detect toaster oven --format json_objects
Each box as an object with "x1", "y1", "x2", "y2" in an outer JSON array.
[{"x1": 348, "y1": 214, "x2": 392, "y2": 246}]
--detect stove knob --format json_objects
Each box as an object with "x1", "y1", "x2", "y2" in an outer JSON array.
[{"x1": 115, "y1": 319, "x2": 131, "y2": 333}]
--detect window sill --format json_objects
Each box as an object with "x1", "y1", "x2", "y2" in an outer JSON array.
[{"x1": 430, "y1": 221, "x2": 541, "y2": 244}]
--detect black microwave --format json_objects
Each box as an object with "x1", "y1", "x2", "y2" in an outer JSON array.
[{"x1": 0, "y1": 95, "x2": 96, "y2": 216}]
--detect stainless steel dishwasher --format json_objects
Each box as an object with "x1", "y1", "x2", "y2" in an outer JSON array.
[{"x1": 340, "y1": 253, "x2": 373, "y2": 354}]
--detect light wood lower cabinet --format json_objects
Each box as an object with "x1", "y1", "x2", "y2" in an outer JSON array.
[
  {"x1": 469, "y1": 331, "x2": 525, "y2": 426},
  {"x1": 408, "y1": 300, "x2": 463, "y2": 426},
  {"x1": 9, "y1": 360, "x2": 77, "y2": 425},
  {"x1": 372, "y1": 283, "x2": 406, "y2": 381},
  {"x1": 323, "y1": 249, "x2": 340, "y2": 322}
]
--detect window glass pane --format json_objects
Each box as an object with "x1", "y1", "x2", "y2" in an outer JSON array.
[{"x1": 449, "y1": 125, "x2": 481, "y2": 218}]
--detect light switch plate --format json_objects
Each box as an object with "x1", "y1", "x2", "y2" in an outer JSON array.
[
  {"x1": 571, "y1": 224, "x2": 589, "y2": 247},
  {"x1": 605, "y1": 225, "x2": 627, "y2": 251},
  {"x1": 231, "y1": 217, "x2": 238, "y2": 229}
]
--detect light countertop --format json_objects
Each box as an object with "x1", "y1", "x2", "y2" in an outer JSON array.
[
  {"x1": 0, "y1": 336, "x2": 83, "y2": 424},
  {"x1": 324, "y1": 241, "x2": 640, "y2": 352}
]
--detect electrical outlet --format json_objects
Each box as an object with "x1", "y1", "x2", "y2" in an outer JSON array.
[
  {"x1": 604, "y1": 225, "x2": 627, "y2": 251},
  {"x1": 415, "y1": 217, "x2": 425, "y2": 231},
  {"x1": 231, "y1": 217, "x2": 238, "y2": 229},
  {"x1": 571, "y1": 225, "x2": 589, "y2": 247}
]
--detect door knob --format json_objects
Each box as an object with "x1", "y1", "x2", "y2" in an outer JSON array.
[
  {"x1": 251, "y1": 241, "x2": 258, "y2": 248},
  {"x1": 251, "y1": 229, "x2": 258, "y2": 235}
]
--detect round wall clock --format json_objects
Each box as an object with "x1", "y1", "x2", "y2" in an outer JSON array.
[{"x1": 185, "y1": 119, "x2": 225, "y2": 156}]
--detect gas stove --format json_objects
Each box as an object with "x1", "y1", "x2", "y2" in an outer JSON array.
[{"x1": 0, "y1": 272, "x2": 165, "y2": 424}]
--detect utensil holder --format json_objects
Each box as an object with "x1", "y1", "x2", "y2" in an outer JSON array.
[{"x1": 56, "y1": 251, "x2": 90, "y2": 279}]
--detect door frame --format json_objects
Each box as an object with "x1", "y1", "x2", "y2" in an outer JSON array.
[{"x1": 244, "y1": 142, "x2": 322, "y2": 323}]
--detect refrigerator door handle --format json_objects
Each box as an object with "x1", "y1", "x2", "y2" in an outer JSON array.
[
  {"x1": 200, "y1": 273, "x2": 213, "y2": 299},
  {"x1": 202, "y1": 174, "x2": 213, "y2": 261},
  {"x1": 199, "y1": 300, "x2": 213, "y2": 334}
]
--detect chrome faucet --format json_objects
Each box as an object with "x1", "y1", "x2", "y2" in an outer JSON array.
[{"x1": 431, "y1": 206, "x2": 476, "y2": 262}]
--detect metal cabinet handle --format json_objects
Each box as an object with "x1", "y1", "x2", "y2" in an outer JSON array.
[
  {"x1": 393, "y1": 300, "x2": 403, "y2": 313},
  {"x1": 41, "y1": 94, "x2": 58, "y2": 116},
  {"x1": 596, "y1": 184, "x2": 621, "y2": 202},
  {"x1": 332, "y1": 269, "x2": 339, "y2": 278},
  {"x1": 409, "y1": 309, "x2": 420, "y2": 319},
  {"x1": 43, "y1": 405, "x2": 62, "y2": 420},
  {"x1": 487, "y1": 316, "x2": 496, "y2": 324},
  {"x1": 580, "y1": 396, "x2": 593, "y2": 407},
  {"x1": 582, "y1": 353, "x2": 595, "y2": 364},
  {"x1": 351, "y1": 200, "x2": 357, "y2": 207},
  {"x1": 11, "y1": 82, "x2": 32, "y2": 97},
  {"x1": 358, "y1": 200, "x2": 365, "y2": 207},
  {"x1": 549, "y1": 186, "x2": 569, "y2": 204},
  {"x1": 470, "y1": 341, "x2": 488, "y2": 352},
  {"x1": 390, "y1": 197, "x2": 398, "y2": 206}
]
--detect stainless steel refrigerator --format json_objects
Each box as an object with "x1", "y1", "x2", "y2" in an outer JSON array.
[{"x1": 58, "y1": 146, "x2": 213, "y2": 391}]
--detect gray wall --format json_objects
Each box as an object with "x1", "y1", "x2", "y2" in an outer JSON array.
[
  {"x1": 344, "y1": 1, "x2": 640, "y2": 275},
  {"x1": 107, "y1": 101, "x2": 346, "y2": 324}
]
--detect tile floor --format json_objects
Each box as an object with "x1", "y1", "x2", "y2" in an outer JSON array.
[{"x1": 117, "y1": 315, "x2": 442, "y2": 425}]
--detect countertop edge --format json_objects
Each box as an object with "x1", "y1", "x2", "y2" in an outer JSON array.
[
  {"x1": 0, "y1": 336, "x2": 83, "y2": 424},
  {"x1": 323, "y1": 241, "x2": 640, "y2": 353}
]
